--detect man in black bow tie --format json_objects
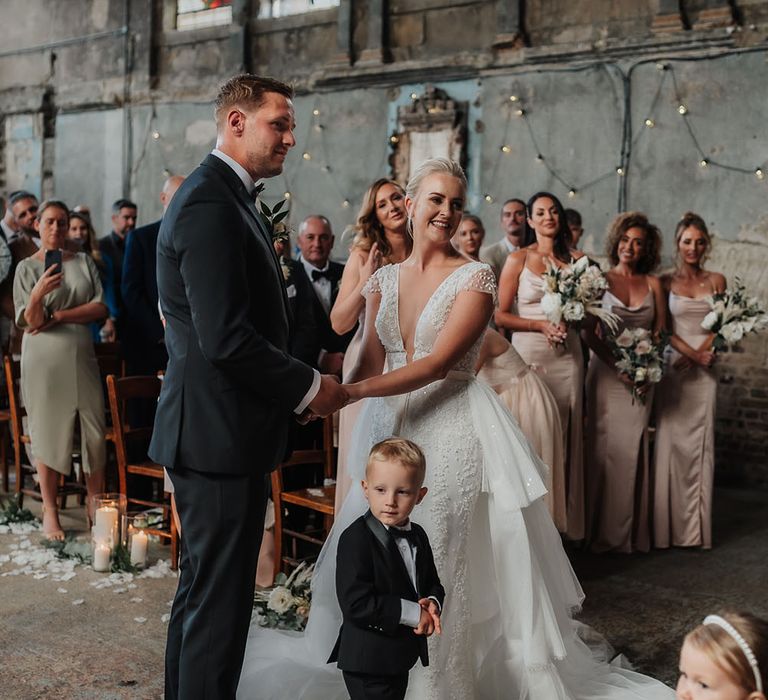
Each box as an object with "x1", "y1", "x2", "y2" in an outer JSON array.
[
  {"x1": 151, "y1": 74, "x2": 348, "y2": 700},
  {"x1": 289, "y1": 214, "x2": 355, "y2": 375}
]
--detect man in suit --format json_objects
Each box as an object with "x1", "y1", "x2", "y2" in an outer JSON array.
[
  {"x1": 99, "y1": 197, "x2": 137, "y2": 313},
  {"x1": 121, "y1": 175, "x2": 184, "y2": 379},
  {"x1": 330, "y1": 438, "x2": 444, "y2": 700},
  {"x1": 290, "y1": 215, "x2": 355, "y2": 375},
  {"x1": 149, "y1": 74, "x2": 348, "y2": 700},
  {"x1": 480, "y1": 198, "x2": 526, "y2": 280}
]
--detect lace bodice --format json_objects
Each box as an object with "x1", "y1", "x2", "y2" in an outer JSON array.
[{"x1": 363, "y1": 261, "x2": 497, "y2": 373}]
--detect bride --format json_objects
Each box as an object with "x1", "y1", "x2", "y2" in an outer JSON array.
[{"x1": 238, "y1": 158, "x2": 673, "y2": 699}]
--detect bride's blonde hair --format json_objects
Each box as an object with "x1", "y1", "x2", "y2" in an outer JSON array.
[{"x1": 404, "y1": 158, "x2": 467, "y2": 237}]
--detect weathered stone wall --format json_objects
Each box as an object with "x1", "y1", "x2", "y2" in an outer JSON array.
[{"x1": 0, "y1": 0, "x2": 767, "y2": 482}]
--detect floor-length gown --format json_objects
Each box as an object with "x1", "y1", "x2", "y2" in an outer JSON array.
[
  {"x1": 478, "y1": 342, "x2": 567, "y2": 532},
  {"x1": 585, "y1": 290, "x2": 655, "y2": 554},
  {"x1": 653, "y1": 293, "x2": 716, "y2": 549},
  {"x1": 238, "y1": 261, "x2": 673, "y2": 700},
  {"x1": 511, "y1": 266, "x2": 586, "y2": 540}
]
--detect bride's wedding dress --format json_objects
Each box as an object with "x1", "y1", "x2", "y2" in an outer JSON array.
[{"x1": 238, "y1": 261, "x2": 673, "y2": 699}]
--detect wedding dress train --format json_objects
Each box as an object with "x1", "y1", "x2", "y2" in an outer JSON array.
[{"x1": 238, "y1": 261, "x2": 673, "y2": 699}]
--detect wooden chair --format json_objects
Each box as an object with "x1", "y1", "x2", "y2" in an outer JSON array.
[
  {"x1": 106, "y1": 374, "x2": 179, "y2": 570},
  {"x1": 0, "y1": 376, "x2": 11, "y2": 492},
  {"x1": 3, "y1": 355, "x2": 86, "y2": 509},
  {"x1": 271, "y1": 415, "x2": 336, "y2": 579}
]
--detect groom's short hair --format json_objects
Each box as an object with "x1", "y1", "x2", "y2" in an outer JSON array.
[
  {"x1": 366, "y1": 438, "x2": 427, "y2": 486},
  {"x1": 214, "y1": 74, "x2": 294, "y2": 127}
]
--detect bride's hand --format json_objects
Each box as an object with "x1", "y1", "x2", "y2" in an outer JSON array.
[{"x1": 342, "y1": 382, "x2": 362, "y2": 403}]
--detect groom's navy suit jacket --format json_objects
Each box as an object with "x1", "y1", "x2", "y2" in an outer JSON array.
[
  {"x1": 149, "y1": 154, "x2": 315, "y2": 475},
  {"x1": 329, "y1": 511, "x2": 445, "y2": 675}
]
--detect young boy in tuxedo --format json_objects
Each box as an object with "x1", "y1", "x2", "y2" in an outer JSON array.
[{"x1": 329, "y1": 437, "x2": 445, "y2": 700}]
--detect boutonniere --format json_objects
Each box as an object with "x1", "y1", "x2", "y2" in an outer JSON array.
[
  {"x1": 280, "y1": 259, "x2": 292, "y2": 282},
  {"x1": 254, "y1": 183, "x2": 290, "y2": 244}
]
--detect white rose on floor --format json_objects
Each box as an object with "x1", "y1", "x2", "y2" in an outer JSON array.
[
  {"x1": 615, "y1": 329, "x2": 634, "y2": 348},
  {"x1": 563, "y1": 301, "x2": 585, "y2": 322},
  {"x1": 634, "y1": 339, "x2": 652, "y2": 355},
  {"x1": 721, "y1": 322, "x2": 744, "y2": 343},
  {"x1": 541, "y1": 293, "x2": 563, "y2": 323},
  {"x1": 647, "y1": 365, "x2": 662, "y2": 383},
  {"x1": 634, "y1": 367, "x2": 647, "y2": 382},
  {"x1": 701, "y1": 311, "x2": 718, "y2": 330},
  {"x1": 267, "y1": 586, "x2": 294, "y2": 614}
]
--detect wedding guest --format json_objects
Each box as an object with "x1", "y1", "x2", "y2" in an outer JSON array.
[
  {"x1": 495, "y1": 192, "x2": 587, "y2": 540},
  {"x1": 330, "y1": 179, "x2": 411, "y2": 511},
  {"x1": 122, "y1": 177, "x2": 184, "y2": 379},
  {"x1": 1, "y1": 192, "x2": 20, "y2": 242},
  {"x1": 453, "y1": 214, "x2": 485, "y2": 260},
  {"x1": 480, "y1": 198, "x2": 526, "y2": 280},
  {"x1": 67, "y1": 210, "x2": 118, "y2": 342},
  {"x1": 289, "y1": 215, "x2": 354, "y2": 375},
  {"x1": 565, "y1": 208, "x2": 584, "y2": 250},
  {"x1": 329, "y1": 437, "x2": 444, "y2": 700},
  {"x1": 677, "y1": 612, "x2": 767, "y2": 700},
  {"x1": 584, "y1": 212, "x2": 665, "y2": 553},
  {"x1": 13, "y1": 200, "x2": 108, "y2": 539},
  {"x1": 477, "y1": 328, "x2": 567, "y2": 531},
  {"x1": 98, "y1": 198, "x2": 137, "y2": 312},
  {"x1": 654, "y1": 213, "x2": 725, "y2": 550}
]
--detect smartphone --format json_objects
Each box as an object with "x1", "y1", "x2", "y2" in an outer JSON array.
[{"x1": 44, "y1": 249, "x2": 63, "y2": 274}]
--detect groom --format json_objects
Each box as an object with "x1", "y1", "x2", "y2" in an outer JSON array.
[{"x1": 150, "y1": 74, "x2": 348, "y2": 699}]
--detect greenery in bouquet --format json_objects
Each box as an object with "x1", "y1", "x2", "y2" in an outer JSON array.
[
  {"x1": 253, "y1": 562, "x2": 314, "y2": 631},
  {"x1": 541, "y1": 256, "x2": 620, "y2": 334},
  {"x1": 608, "y1": 327, "x2": 668, "y2": 405},
  {"x1": 701, "y1": 279, "x2": 768, "y2": 351}
]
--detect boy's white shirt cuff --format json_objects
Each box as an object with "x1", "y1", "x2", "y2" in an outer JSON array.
[
  {"x1": 400, "y1": 599, "x2": 422, "y2": 628},
  {"x1": 294, "y1": 369, "x2": 321, "y2": 414}
]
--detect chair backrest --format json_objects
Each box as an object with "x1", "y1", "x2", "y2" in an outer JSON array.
[
  {"x1": 95, "y1": 342, "x2": 124, "y2": 379},
  {"x1": 106, "y1": 374, "x2": 162, "y2": 494},
  {"x1": 3, "y1": 355, "x2": 26, "y2": 455}
]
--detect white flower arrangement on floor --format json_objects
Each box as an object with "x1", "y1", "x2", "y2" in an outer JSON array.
[
  {"x1": 701, "y1": 279, "x2": 768, "y2": 350},
  {"x1": 253, "y1": 562, "x2": 314, "y2": 631},
  {"x1": 608, "y1": 327, "x2": 667, "y2": 405},
  {"x1": 541, "y1": 256, "x2": 620, "y2": 338}
]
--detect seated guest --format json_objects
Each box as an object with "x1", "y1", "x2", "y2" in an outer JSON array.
[
  {"x1": 453, "y1": 214, "x2": 485, "y2": 261},
  {"x1": 13, "y1": 200, "x2": 108, "y2": 539},
  {"x1": 288, "y1": 215, "x2": 355, "y2": 375},
  {"x1": 67, "y1": 210, "x2": 118, "y2": 342},
  {"x1": 565, "y1": 208, "x2": 584, "y2": 250},
  {"x1": 121, "y1": 176, "x2": 184, "y2": 378}
]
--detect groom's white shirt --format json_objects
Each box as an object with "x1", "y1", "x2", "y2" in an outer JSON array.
[{"x1": 211, "y1": 148, "x2": 321, "y2": 414}]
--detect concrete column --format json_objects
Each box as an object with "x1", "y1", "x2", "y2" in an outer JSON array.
[
  {"x1": 329, "y1": 0, "x2": 354, "y2": 65},
  {"x1": 652, "y1": 0, "x2": 685, "y2": 34},
  {"x1": 493, "y1": 0, "x2": 526, "y2": 50},
  {"x1": 693, "y1": 0, "x2": 735, "y2": 30},
  {"x1": 358, "y1": 0, "x2": 388, "y2": 65}
]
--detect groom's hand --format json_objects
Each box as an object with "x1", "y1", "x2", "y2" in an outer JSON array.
[
  {"x1": 308, "y1": 374, "x2": 348, "y2": 418},
  {"x1": 414, "y1": 606, "x2": 436, "y2": 637}
]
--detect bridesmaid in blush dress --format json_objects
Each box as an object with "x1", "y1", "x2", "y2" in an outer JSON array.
[
  {"x1": 584, "y1": 212, "x2": 666, "y2": 553},
  {"x1": 496, "y1": 192, "x2": 585, "y2": 540},
  {"x1": 654, "y1": 213, "x2": 725, "y2": 549},
  {"x1": 330, "y1": 179, "x2": 411, "y2": 511}
]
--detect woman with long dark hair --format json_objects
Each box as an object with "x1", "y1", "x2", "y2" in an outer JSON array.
[{"x1": 495, "y1": 192, "x2": 584, "y2": 538}]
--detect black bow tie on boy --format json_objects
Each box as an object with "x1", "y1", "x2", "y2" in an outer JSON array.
[
  {"x1": 311, "y1": 268, "x2": 331, "y2": 282},
  {"x1": 390, "y1": 527, "x2": 418, "y2": 547}
]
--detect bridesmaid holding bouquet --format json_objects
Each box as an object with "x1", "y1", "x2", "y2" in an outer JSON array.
[
  {"x1": 653, "y1": 212, "x2": 725, "y2": 550},
  {"x1": 584, "y1": 212, "x2": 666, "y2": 553}
]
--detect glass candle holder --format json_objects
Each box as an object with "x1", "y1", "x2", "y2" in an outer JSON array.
[
  {"x1": 91, "y1": 493, "x2": 127, "y2": 546},
  {"x1": 91, "y1": 535, "x2": 113, "y2": 573},
  {"x1": 127, "y1": 515, "x2": 149, "y2": 569}
]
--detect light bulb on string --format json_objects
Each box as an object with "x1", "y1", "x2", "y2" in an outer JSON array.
[
  {"x1": 314, "y1": 124, "x2": 324, "y2": 133},
  {"x1": 162, "y1": 168, "x2": 170, "y2": 177},
  {"x1": 410, "y1": 92, "x2": 418, "y2": 100},
  {"x1": 302, "y1": 152, "x2": 312, "y2": 161},
  {"x1": 484, "y1": 194, "x2": 494, "y2": 203},
  {"x1": 342, "y1": 199, "x2": 350, "y2": 208},
  {"x1": 756, "y1": 168, "x2": 765, "y2": 180},
  {"x1": 568, "y1": 189, "x2": 577, "y2": 198},
  {"x1": 389, "y1": 135, "x2": 399, "y2": 144},
  {"x1": 284, "y1": 192, "x2": 291, "y2": 199},
  {"x1": 321, "y1": 165, "x2": 330, "y2": 173},
  {"x1": 515, "y1": 108, "x2": 526, "y2": 117},
  {"x1": 677, "y1": 104, "x2": 688, "y2": 115},
  {"x1": 656, "y1": 62, "x2": 668, "y2": 71},
  {"x1": 616, "y1": 167, "x2": 625, "y2": 176},
  {"x1": 500, "y1": 145, "x2": 511, "y2": 154},
  {"x1": 699, "y1": 158, "x2": 709, "y2": 169},
  {"x1": 509, "y1": 95, "x2": 519, "y2": 102},
  {"x1": 312, "y1": 108, "x2": 320, "y2": 116},
  {"x1": 644, "y1": 118, "x2": 655, "y2": 128},
  {"x1": 152, "y1": 131, "x2": 161, "y2": 140},
  {"x1": 535, "y1": 154, "x2": 544, "y2": 163}
]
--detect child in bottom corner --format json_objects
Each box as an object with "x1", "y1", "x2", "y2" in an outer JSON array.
[{"x1": 328, "y1": 437, "x2": 445, "y2": 700}]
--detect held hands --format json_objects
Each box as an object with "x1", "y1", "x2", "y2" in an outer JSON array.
[
  {"x1": 306, "y1": 374, "x2": 349, "y2": 419},
  {"x1": 540, "y1": 320, "x2": 567, "y2": 347},
  {"x1": 414, "y1": 598, "x2": 442, "y2": 637},
  {"x1": 673, "y1": 349, "x2": 715, "y2": 372}
]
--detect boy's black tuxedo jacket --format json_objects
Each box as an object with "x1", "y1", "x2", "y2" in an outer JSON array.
[{"x1": 329, "y1": 511, "x2": 445, "y2": 675}]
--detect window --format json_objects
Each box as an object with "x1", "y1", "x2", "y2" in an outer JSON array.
[
  {"x1": 176, "y1": 0, "x2": 233, "y2": 31},
  {"x1": 257, "y1": 0, "x2": 339, "y2": 20}
]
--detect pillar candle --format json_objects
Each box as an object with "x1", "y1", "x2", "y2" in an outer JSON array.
[
  {"x1": 93, "y1": 543, "x2": 111, "y2": 572},
  {"x1": 94, "y1": 506, "x2": 118, "y2": 544},
  {"x1": 130, "y1": 530, "x2": 148, "y2": 567}
]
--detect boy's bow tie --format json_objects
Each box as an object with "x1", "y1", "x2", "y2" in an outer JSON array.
[{"x1": 390, "y1": 527, "x2": 418, "y2": 546}]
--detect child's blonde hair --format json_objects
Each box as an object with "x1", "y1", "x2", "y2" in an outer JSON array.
[
  {"x1": 685, "y1": 612, "x2": 768, "y2": 695},
  {"x1": 366, "y1": 438, "x2": 427, "y2": 486}
]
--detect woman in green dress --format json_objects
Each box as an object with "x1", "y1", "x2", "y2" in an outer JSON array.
[{"x1": 13, "y1": 200, "x2": 109, "y2": 539}]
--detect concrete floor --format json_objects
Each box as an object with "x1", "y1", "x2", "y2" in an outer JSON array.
[{"x1": 1, "y1": 486, "x2": 766, "y2": 698}]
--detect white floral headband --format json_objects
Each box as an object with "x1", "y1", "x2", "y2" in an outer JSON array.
[{"x1": 703, "y1": 615, "x2": 764, "y2": 693}]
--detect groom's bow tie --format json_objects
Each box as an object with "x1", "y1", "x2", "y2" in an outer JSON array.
[
  {"x1": 390, "y1": 527, "x2": 418, "y2": 547},
  {"x1": 311, "y1": 269, "x2": 331, "y2": 282}
]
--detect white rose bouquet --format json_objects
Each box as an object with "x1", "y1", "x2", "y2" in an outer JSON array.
[
  {"x1": 253, "y1": 562, "x2": 314, "y2": 631},
  {"x1": 540, "y1": 257, "x2": 620, "y2": 341},
  {"x1": 608, "y1": 327, "x2": 667, "y2": 405},
  {"x1": 701, "y1": 279, "x2": 767, "y2": 351}
]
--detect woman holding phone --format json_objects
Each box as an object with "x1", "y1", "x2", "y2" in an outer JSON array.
[{"x1": 13, "y1": 200, "x2": 109, "y2": 540}]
